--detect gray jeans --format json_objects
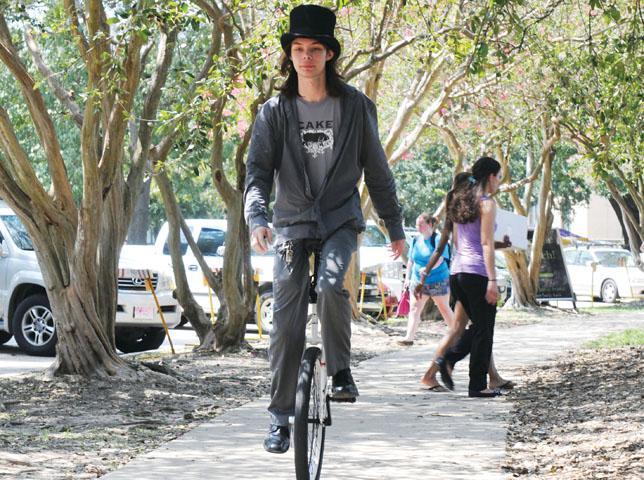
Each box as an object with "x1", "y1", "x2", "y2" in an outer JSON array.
[{"x1": 268, "y1": 226, "x2": 357, "y2": 427}]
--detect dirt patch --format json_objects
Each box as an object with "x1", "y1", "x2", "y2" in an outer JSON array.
[{"x1": 503, "y1": 345, "x2": 644, "y2": 479}]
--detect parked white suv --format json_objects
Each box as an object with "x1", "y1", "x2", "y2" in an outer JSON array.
[
  {"x1": 153, "y1": 219, "x2": 274, "y2": 331},
  {"x1": 153, "y1": 219, "x2": 406, "y2": 329},
  {"x1": 0, "y1": 203, "x2": 181, "y2": 356}
]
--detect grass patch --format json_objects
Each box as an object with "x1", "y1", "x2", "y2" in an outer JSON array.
[
  {"x1": 585, "y1": 328, "x2": 644, "y2": 349},
  {"x1": 577, "y1": 300, "x2": 644, "y2": 314}
]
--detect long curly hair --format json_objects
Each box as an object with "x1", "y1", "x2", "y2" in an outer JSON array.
[
  {"x1": 276, "y1": 46, "x2": 346, "y2": 98},
  {"x1": 446, "y1": 157, "x2": 501, "y2": 224}
]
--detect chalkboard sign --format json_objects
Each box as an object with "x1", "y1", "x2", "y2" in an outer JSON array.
[{"x1": 536, "y1": 229, "x2": 575, "y2": 301}]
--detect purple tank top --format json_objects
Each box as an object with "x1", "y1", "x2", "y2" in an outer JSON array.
[{"x1": 451, "y1": 218, "x2": 488, "y2": 277}]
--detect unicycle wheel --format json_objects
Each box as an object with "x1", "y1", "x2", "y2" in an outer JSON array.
[{"x1": 294, "y1": 346, "x2": 327, "y2": 480}]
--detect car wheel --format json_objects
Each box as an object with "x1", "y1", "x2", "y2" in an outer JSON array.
[
  {"x1": 0, "y1": 331, "x2": 12, "y2": 345},
  {"x1": 175, "y1": 315, "x2": 189, "y2": 328},
  {"x1": 258, "y1": 289, "x2": 273, "y2": 332},
  {"x1": 600, "y1": 279, "x2": 618, "y2": 303},
  {"x1": 115, "y1": 327, "x2": 167, "y2": 353},
  {"x1": 12, "y1": 294, "x2": 57, "y2": 356}
]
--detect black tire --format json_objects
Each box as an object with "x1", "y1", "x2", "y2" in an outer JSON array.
[
  {"x1": 294, "y1": 346, "x2": 326, "y2": 480},
  {"x1": 175, "y1": 315, "x2": 189, "y2": 329},
  {"x1": 600, "y1": 279, "x2": 618, "y2": 303},
  {"x1": 258, "y1": 289, "x2": 274, "y2": 332},
  {"x1": 0, "y1": 331, "x2": 13, "y2": 345},
  {"x1": 115, "y1": 327, "x2": 167, "y2": 353},
  {"x1": 12, "y1": 294, "x2": 57, "y2": 356}
]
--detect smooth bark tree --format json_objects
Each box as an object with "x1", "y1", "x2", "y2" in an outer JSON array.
[{"x1": 0, "y1": 3, "x2": 186, "y2": 376}]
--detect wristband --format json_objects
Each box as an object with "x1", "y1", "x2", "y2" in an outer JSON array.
[{"x1": 488, "y1": 278, "x2": 497, "y2": 282}]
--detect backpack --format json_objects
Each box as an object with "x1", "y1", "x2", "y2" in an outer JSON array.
[{"x1": 429, "y1": 232, "x2": 451, "y2": 268}]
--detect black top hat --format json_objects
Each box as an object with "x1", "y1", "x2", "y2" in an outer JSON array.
[{"x1": 280, "y1": 5, "x2": 341, "y2": 59}]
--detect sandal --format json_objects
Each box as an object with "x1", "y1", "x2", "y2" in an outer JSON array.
[
  {"x1": 495, "y1": 380, "x2": 516, "y2": 390},
  {"x1": 424, "y1": 384, "x2": 449, "y2": 392},
  {"x1": 435, "y1": 357, "x2": 454, "y2": 391}
]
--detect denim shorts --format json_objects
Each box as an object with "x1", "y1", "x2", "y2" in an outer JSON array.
[{"x1": 411, "y1": 278, "x2": 450, "y2": 297}]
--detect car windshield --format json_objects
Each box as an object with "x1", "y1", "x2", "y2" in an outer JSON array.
[
  {"x1": 363, "y1": 225, "x2": 387, "y2": 247},
  {"x1": 1, "y1": 215, "x2": 34, "y2": 250},
  {"x1": 196, "y1": 228, "x2": 226, "y2": 256},
  {"x1": 162, "y1": 225, "x2": 199, "y2": 256},
  {"x1": 594, "y1": 251, "x2": 636, "y2": 267}
]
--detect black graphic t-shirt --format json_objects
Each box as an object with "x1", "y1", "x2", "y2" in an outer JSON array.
[{"x1": 296, "y1": 95, "x2": 341, "y2": 196}]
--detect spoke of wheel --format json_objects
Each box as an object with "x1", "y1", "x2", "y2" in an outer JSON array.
[{"x1": 22, "y1": 323, "x2": 35, "y2": 335}]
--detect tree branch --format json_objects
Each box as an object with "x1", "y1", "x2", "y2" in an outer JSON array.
[
  {"x1": 0, "y1": 14, "x2": 75, "y2": 214},
  {"x1": 63, "y1": 0, "x2": 89, "y2": 60},
  {"x1": 23, "y1": 28, "x2": 84, "y2": 127},
  {"x1": 125, "y1": 28, "x2": 179, "y2": 221},
  {"x1": 98, "y1": 28, "x2": 145, "y2": 196},
  {"x1": 0, "y1": 107, "x2": 52, "y2": 209},
  {"x1": 343, "y1": 35, "x2": 419, "y2": 81},
  {"x1": 383, "y1": 55, "x2": 446, "y2": 159},
  {"x1": 389, "y1": 66, "x2": 468, "y2": 165}
]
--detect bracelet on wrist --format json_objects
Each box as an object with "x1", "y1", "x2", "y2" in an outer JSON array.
[{"x1": 488, "y1": 278, "x2": 497, "y2": 282}]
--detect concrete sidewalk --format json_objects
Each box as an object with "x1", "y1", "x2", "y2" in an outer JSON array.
[{"x1": 103, "y1": 310, "x2": 643, "y2": 480}]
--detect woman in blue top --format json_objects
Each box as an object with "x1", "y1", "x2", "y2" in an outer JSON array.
[{"x1": 398, "y1": 212, "x2": 454, "y2": 390}]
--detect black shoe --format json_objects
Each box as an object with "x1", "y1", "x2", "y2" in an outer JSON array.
[
  {"x1": 435, "y1": 357, "x2": 454, "y2": 391},
  {"x1": 331, "y1": 368, "x2": 359, "y2": 400},
  {"x1": 468, "y1": 388, "x2": 503, "y2": 398},
  {"x1": 263, "y1": 424, "x2": 290, "y2": 454}
]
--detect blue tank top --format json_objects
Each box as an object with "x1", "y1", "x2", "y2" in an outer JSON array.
[{"x1": 409, "y1": 234, "x2": 450, "y2": 284}]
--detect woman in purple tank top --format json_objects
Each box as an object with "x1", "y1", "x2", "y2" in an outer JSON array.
[{"x1": 416, "y1": 157, "x2": 511, "y2": 397}]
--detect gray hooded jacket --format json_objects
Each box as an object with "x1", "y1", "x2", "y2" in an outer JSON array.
[{"x1": 244, "y1": 84, "x2": 404, "y2": 243}]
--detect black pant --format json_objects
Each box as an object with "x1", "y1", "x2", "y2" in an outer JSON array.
[{"x1": 445, "y1": 273, "x2": 496, "y2": 392}]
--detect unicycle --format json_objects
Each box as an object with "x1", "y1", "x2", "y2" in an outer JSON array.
[{"x1": 292, "y1": 251, "x2": 331, "y2": 480}]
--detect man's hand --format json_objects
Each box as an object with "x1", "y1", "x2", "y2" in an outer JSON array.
[
  {"x1": 251, "y1": 226, "x2": 273, "y2": 254},
  {"x1": 494, "y1": 235, "x2": 512, "y2": 250},
  {"x1": 388, "y1": 239, "x2": 406, "y2": 260}
]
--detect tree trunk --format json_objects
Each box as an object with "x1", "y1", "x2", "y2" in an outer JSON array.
[
  {"x1": 127, "y1": 177, "x2": 152, "y2": 244},
  {"x1": 608, "y1": 193, "x2": 642, "y2": 258},
  {"x1": 213, "y1": 196, "x2": 255, "y2": 350},
  {"x1": 47, "y1": 285, "x2": 133, "y2": 378},
  {"x1": 502, "y1": 118, "x2": 559, "y2": 309},
  {"x1": 528, "y1": 149, "x2": 555, "y2": 293},
  {"x1": 502, "y1": 250, "x2": 538, "y2": 308},
  {"x1": 155, "y1": 170, "x2": 214, "y2": 343},
  {"x1": 25, "y1": 221, "x2": 134, "y2": 378}
]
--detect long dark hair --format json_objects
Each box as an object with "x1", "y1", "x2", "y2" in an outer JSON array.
[
  {"x1": 276, "y1": 45, "x2": 346, "y2": 98},
  {"x1": 446, "y1": 157, "x2": 501, "y2": 224}
]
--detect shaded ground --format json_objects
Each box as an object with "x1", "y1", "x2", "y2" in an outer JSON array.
[
  {"x1": 0, "y1": 306, "x2": 640, "y2": 479},
  {"x1": 0, "y1": 318, "x2": 400, "y2": 479},
  {"x1": 503, "y1": 345, "x2": 643, "y2": 479}
]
